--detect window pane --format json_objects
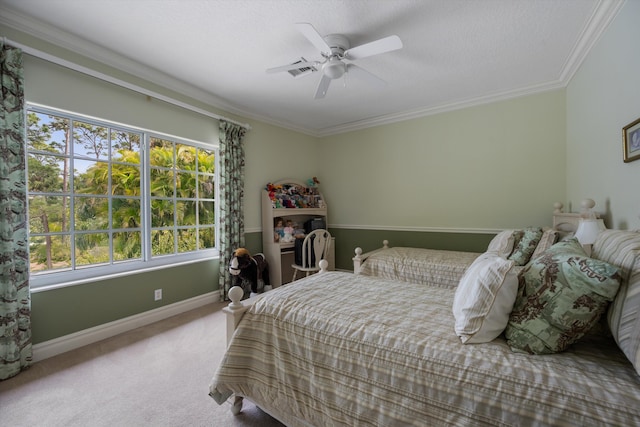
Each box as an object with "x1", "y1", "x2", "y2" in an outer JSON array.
[
  {"x1": 111, "y1": 131, "x2": 141, "y2": 164},
  {"x1": 199, "y1": 227, "x2": 215, "y2": 249},
  {"x1": 178, "y1": 228, "x2": 196, "y2": 253},
  {"x1": 176, "y1": 144, "x2": 196, "y2": 170},
  {"x1": 198, "y1": 201, "x2": 215, "y2": 225},
  {"x1": 177, "y1": 200, "x2": 196, "y2": 226},
  {"x1": 197, "y1": 148, "x2": 215, "y2": 173},
  {"x1": 150, "y1": 138, "x2": 173, "y2": 167},
  {"x1": 73, "y1": 121, "x2": 108, "y2": 160},
  {"x1": 28, "y1": 195, "x2": 70, "y2": 234},
  {"x1": 27, "y1": 112, "x2": 69, "y2": 155},
  {"x1": 28, "y1": 154, "x2": 68, "y2": 193},
  {"x1": 152, "y1": 229, "x2": 175, "y2": 256},
  {"x1": 75, "y1": 232, "x2": 110, "y2": 266},
  {"x1": 198, "y1": 174, "x2": 214, "y2": 199},
  {"x1": 151, "y1": 199, "x2": 174, "y2": 227},
  {"x1": 74, "y1": 159, "x2": 108, "y2": 195},
  {"x1": 113, "y1": 231, "x2": 142, "y2": 261},
  {"x1": 29, "y1": 234, "x2": 71, "y2": 273},
  {"x1": 112, "y1": 198, "x2": 141, "y2": 229},
  {"x1": 75, "y1": 196, "x2": 109, "y2": 230},
  {"x1": 150, "y1": 168, "x2": 174, "y2": 197},
  {"x1": 111, "y1": 163, "x2": 141, "y2": 196},
  {"x1": 177, "y1": 171, "x2": 196, "y2": 198}
]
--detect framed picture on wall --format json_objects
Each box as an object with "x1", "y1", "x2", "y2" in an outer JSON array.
[{"x1": 623, "y1": 116, "x2": 640, "y2": 163}]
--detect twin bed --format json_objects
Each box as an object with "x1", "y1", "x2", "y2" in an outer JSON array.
[{"x1": 209, "y1": 201, "x2": 640, "y2": 426}]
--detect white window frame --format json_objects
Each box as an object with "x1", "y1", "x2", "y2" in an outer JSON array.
[{"x1": 26, "y1": 104, "x2": 219, "y2": 291}]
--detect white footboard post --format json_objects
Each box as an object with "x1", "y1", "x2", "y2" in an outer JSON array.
[
  {"x1": 223, "y1": 285, "x2": 253, "y2": 416},
  {"x1": 353, "y1": 247, "x2": 364, "y2": 274},
  {"x1": 223, "y1": 286, "x2": 246, "y2": 346},
  {"x1": 353, "y1": 240, "x2": 390, "y2": 274}
]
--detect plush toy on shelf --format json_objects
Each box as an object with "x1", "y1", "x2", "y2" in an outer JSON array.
[
  {"x1": 281, "y1": 220, "x2": 296, "y2": 243},
  {"x1": 274, "y1": 218, "x2": 284, "y2": 242}
]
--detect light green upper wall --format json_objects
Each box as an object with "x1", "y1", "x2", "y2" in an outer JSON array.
[
  {"x1": 319, "y1": 90, "x2": 566, "y2": 230},
  {"x1": 566, "y1": 0, "x2": 640, "y2": 230}
]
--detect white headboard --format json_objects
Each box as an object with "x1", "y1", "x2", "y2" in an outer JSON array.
[{"x1": 552, "y1": 199, "x2": 600, "y2": 238}]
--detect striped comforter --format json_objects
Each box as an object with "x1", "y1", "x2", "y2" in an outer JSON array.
[
  {"x1": 358, "y1": 247, "x2": 480, "y2": 288},
  {"x1": 209, "y1": 272, "x2": 640, "y2": 426}
]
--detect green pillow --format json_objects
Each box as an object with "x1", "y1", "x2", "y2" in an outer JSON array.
[
  {"x1": 508, "y1": 227, "x2": 543, "y2": 266},
  {"x1": 505, "y1": 238, "x2": 622, "y2": 354}
]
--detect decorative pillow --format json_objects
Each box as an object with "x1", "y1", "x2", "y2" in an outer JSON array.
[
  {"x1": 591, "y1": 230, "x2": 640, "y2": 375},
  {"x1": 453, "y1": 252, "x2": 519, "y2": 344},
  {"x1": 530, "y1": 228, "x2": 558, "y2": 260},
  {"x1": 486, "y1": 230, "x2": 515, "y2": 257},
  {"x1": 505, "y1": 238, "x2": 622, "y2": 354},
  {"x1": 508, "y1": 227, "x2": 544, "y2": 266}
]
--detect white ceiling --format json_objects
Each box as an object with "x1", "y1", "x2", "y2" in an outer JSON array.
[{"x1": 0, "y1": 0, "x2": 624, "y2": 136}]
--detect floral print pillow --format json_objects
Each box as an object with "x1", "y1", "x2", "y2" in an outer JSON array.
[
  {"x1": 505, "y1": 238, "x2": 622, "y2": 354},
  {"x1": 508, "y1": 227, "x2": 544, "y2": 266}
]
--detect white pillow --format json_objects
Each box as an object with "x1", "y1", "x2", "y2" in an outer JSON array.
[
  {"x1": 486, "y1": 230, "x2": 515, "y2": 257},
  {"x1": 452, "y1": 252, "x2": 519, "y2": 344}
]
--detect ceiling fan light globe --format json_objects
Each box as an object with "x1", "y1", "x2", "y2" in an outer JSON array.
[{"x1": 323, "y1": 59, "x2": 346, "y2": 79}]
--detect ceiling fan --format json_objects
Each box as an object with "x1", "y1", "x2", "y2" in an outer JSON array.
[{"x1": 267, "y1": 23, "x2": 403, "y2": 99}]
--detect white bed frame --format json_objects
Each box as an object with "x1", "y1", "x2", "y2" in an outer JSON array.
[{"x1": 352, "y1": 199, "x2": 600, "y2": 274}]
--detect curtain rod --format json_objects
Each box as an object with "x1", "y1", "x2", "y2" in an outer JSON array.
[{"x1": 2, "y1": 37, "x2": 252, "y2": 130}]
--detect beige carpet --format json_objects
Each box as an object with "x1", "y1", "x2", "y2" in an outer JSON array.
[{"x1": 0, "y1": 301, "x2": 285, "y2": 427}]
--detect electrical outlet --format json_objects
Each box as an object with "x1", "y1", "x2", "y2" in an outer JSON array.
[{"x1": 154, "y1": 289, "x2": 162, "y2": 301}]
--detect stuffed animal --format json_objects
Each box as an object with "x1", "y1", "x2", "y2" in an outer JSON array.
[
  {"x1": 228, "y1": 248, "x2": 271, "y2": 299},
  {"x1": 281, "y1": 220, "x2": 296, "y2": 243}
]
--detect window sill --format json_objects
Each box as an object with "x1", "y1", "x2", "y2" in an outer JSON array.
[{"x1": 30, "y1": 254, "x2": 219, "y2": 293}]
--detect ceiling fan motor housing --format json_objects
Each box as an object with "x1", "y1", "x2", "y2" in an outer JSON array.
[{"x1": 322, "y1": 34, "x2": 350, "y2": 79}]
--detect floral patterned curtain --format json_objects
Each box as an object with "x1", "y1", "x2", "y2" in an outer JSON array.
[
  {"x1": 0, "y1": 42, "x2": 32, "y2": 380},
  {"x1": 218, "y1": 120, "x2": 247, "y2": 301}
]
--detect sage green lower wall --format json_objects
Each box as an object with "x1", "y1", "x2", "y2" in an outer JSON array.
[
  {"x1": 31, "y1": 259, "x2": 218, "y2": 344},
  {"x1": 247, "y1": 229, "x2": 494, "y2": 272}
]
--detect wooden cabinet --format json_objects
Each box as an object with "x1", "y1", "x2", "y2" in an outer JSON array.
[{"x1": 261, "y1": 180, "x2": 334, "y2": 287}]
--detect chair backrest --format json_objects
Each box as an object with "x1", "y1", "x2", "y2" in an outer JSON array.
[{"x1": 301, "y1": 229, "x2": 331, "y2": 269}]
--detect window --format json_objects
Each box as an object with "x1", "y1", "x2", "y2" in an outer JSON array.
[{"x1": 26, "y1": 105, "x2": 218, "y2": 288}]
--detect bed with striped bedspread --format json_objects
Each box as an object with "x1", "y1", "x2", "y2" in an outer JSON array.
[
  {"x1": 210, "y1": 270, "x2": 640, "y2": 426},
  {"x1": 358, "y1": 246, "x2": 480, "y2": 288}
]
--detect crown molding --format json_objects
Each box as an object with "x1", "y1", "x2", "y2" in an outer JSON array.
[{"x1": 557, "y1": 0, "x2": 625, "y2": 84}]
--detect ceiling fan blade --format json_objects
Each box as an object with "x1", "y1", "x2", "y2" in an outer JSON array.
[
  {"x1": 346, "y1": 64, "x2": 387, "y2": 88},
  {"x1": 344, "y1": 35, "x2": 403, "y2": 60},
  {"x1": 295, "y1": 22, "x2": 332, "y2": 54},
  {"x1": 314, "y1": 75, "x2": 332, "y2": 99},
  {"x1": 266, "y1": 61, "x2": 319, "y2": 74}
]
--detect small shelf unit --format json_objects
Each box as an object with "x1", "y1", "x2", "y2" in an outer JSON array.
[{"x1": 261, "y1": 180, "x2": 334, "y2": 287}]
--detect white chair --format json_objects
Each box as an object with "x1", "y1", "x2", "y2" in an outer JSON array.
[{"x1": 291, "y1": 229, "x2": 332, "y2": 281}]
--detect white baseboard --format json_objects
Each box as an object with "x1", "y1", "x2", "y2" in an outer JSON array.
[{"x1": 32, "y1": 291, "x2": 219, "y2": 362}]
